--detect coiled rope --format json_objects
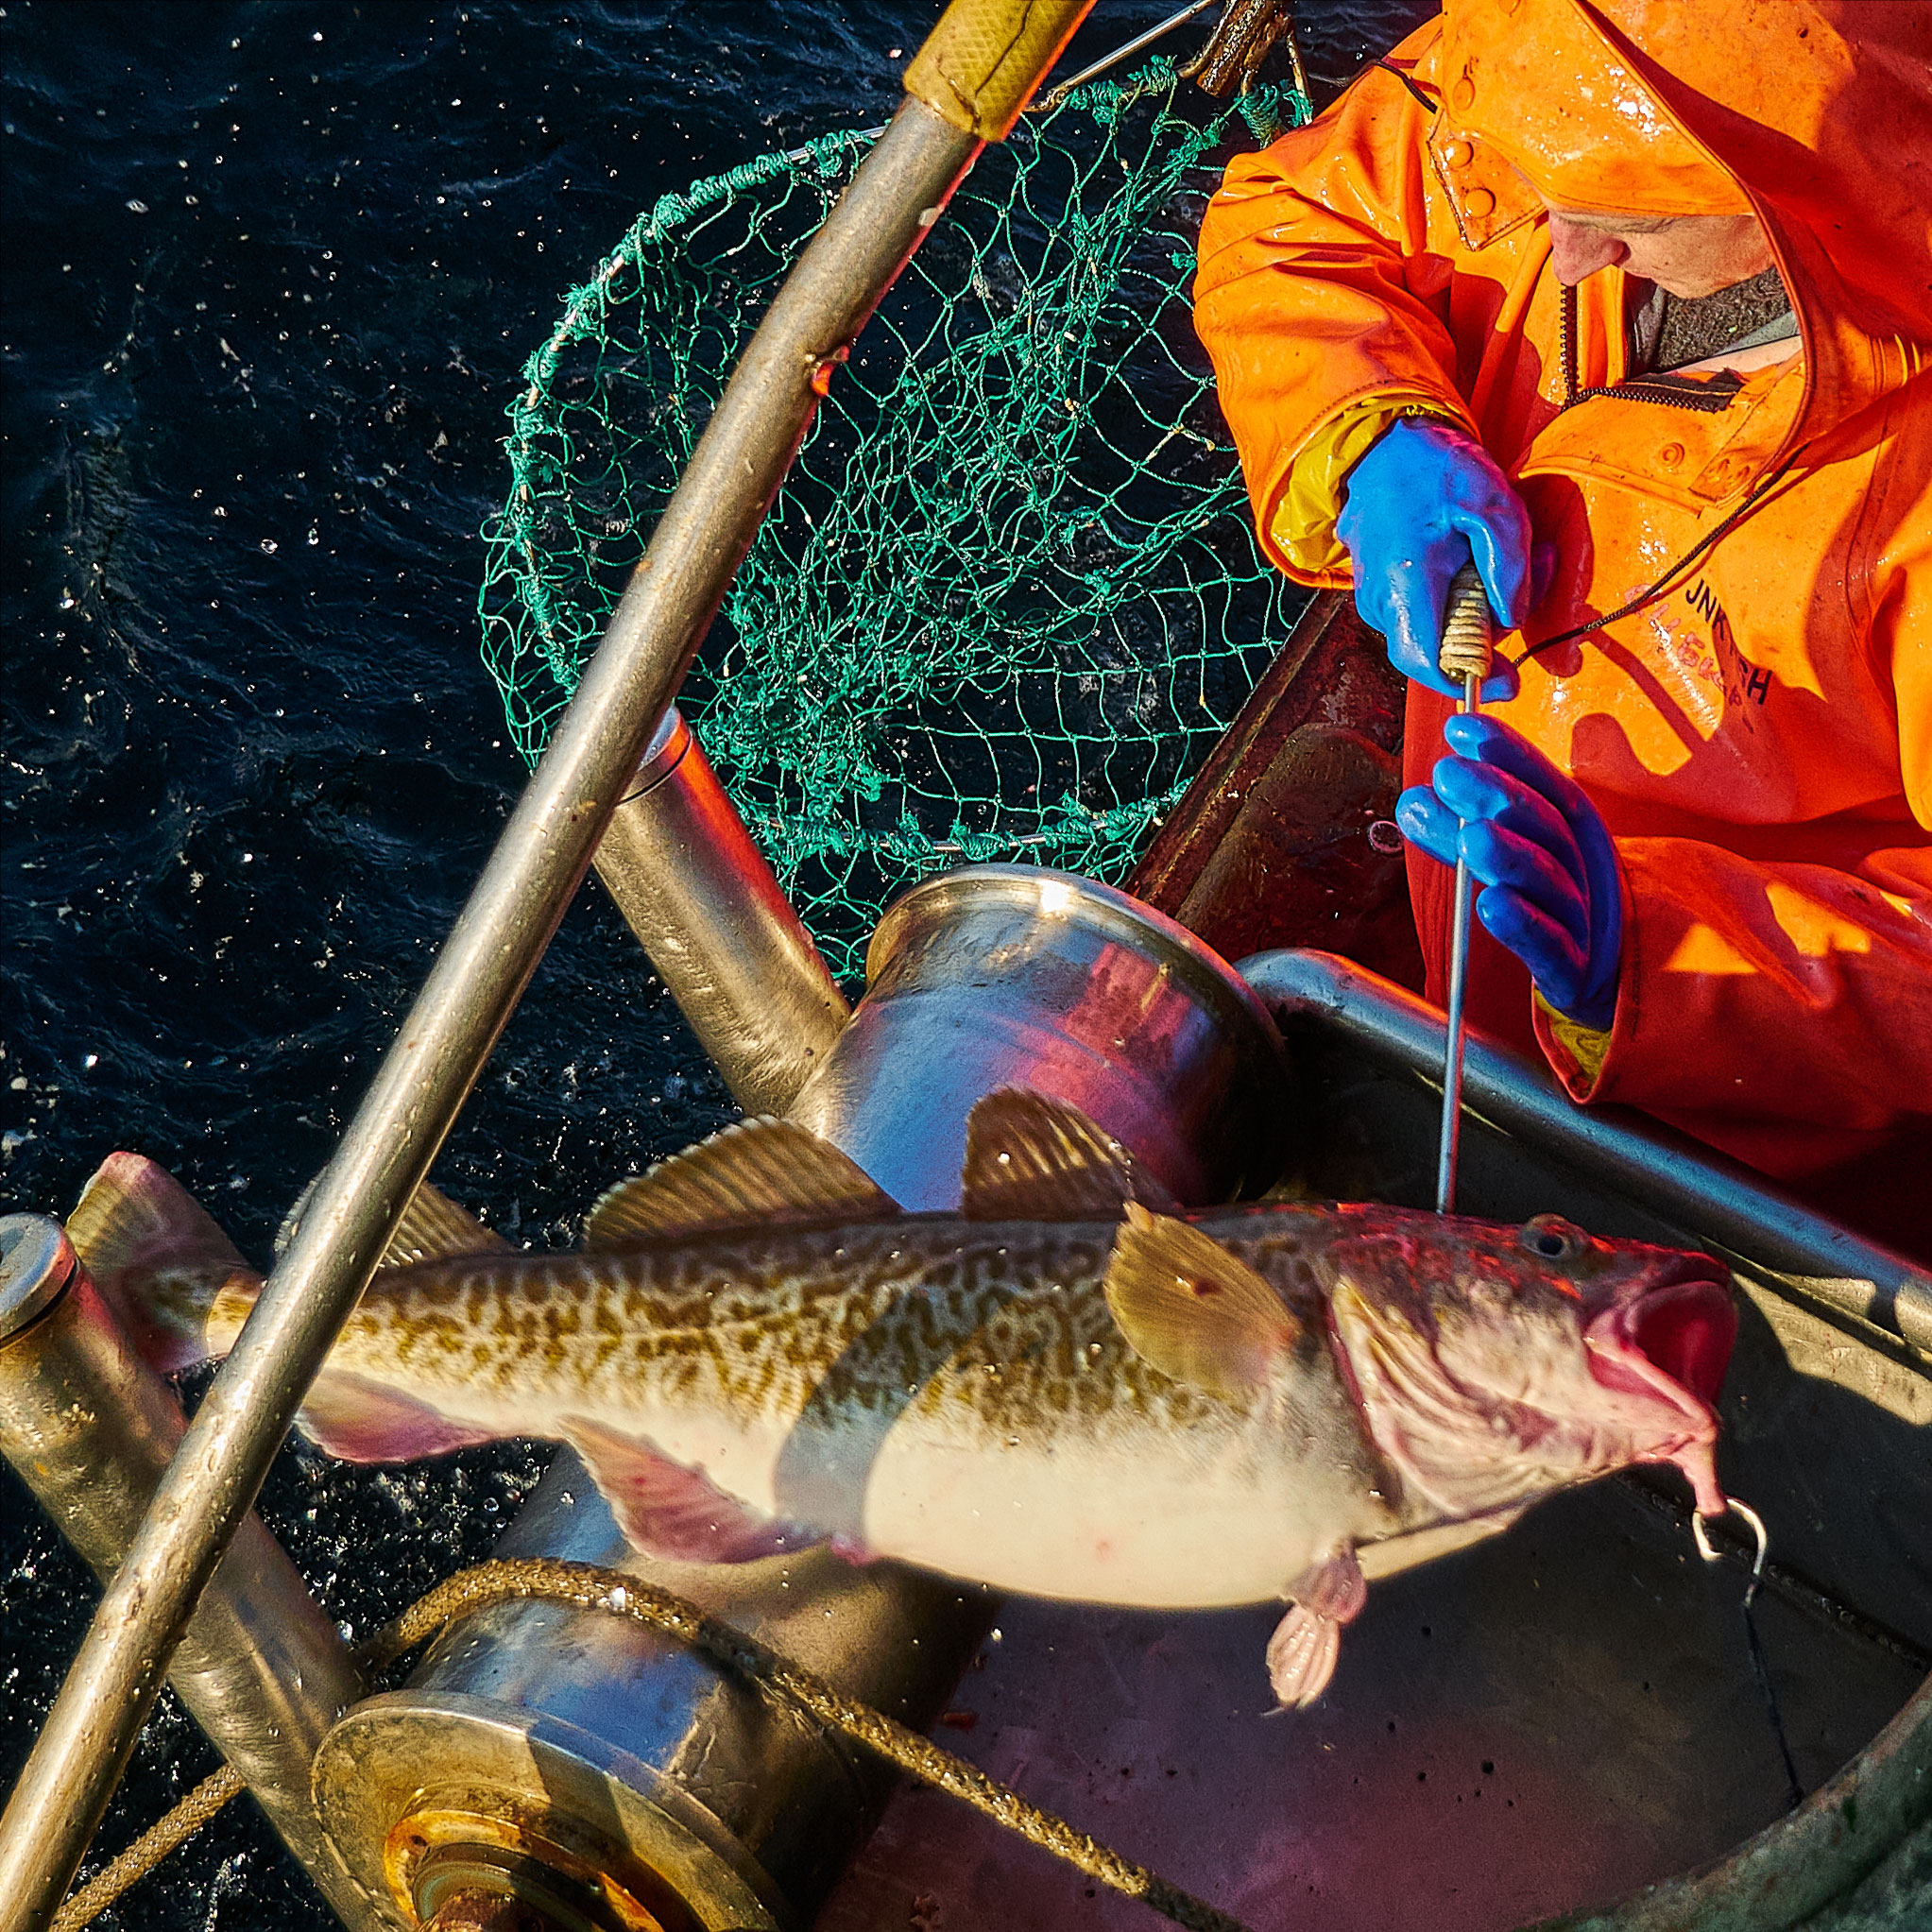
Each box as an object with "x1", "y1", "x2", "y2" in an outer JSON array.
[{"x1": 53, "y1": 1556, "x2": 1253, "y2": 1932}]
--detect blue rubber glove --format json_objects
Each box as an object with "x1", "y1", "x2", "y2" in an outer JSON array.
[
  {"x1": 1395, "y1": 714, "x2": 1623, "y2": 1031},
  {"x1": 1337, "y1": 418, "x2": 1532, "y2": 701}
]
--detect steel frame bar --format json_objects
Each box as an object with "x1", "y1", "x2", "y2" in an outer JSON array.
[
  {"x1": 1241, "y1": 947, "x2": 1932, "y2": 1353},
  {"x1": 590, "y1": 709, "x2": 849, "y2": 1119}
]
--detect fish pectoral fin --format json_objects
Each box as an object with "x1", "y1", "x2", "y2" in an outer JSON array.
[
  {"x1": 583, "y1": 1119, "x2": 899, "y2": 1247},
  {"x1": 560, "y1": 1415, "x2": 814, "y2": 1564},
  {"x1": 1266, "y1": 1547, "x2": 1367, "y2": 1710},
  {"x1": 960, "y1": 1089, "x2": 1179, "y2": 1222},
  {"x1": 297, "y1": 1370, "x2": 500, "y2": 1462},
  {"x1": 1103, "y1": 1203, "x2": 1298, "y2": 1400},
  {"x1": 65, "y1": 1153, "x2": 258, "y2": 1375}
]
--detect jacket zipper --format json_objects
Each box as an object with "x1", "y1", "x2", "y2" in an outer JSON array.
[
  {"x1": 1510, "y1": 283, "x2": 1796, "y2": 671},
  {"x1": 1557, "y1": 282, "x2": 1741, "y2": 415}
]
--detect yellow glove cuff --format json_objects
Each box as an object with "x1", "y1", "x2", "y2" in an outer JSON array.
[
  {"x1": 1266, "y1": 395, "x2": 1472, "y2": 579},
  {"x1": 1535, "y1": 990, "x2": 1613, "y2": 1087}
]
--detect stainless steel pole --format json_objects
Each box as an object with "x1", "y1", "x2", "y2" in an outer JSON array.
[
  {"x1": 0, "y1": 1216, "x2": 391, "y2": 1932},
  {"x1": 0, "y1": 26, "x2": 1101, "y2": 1917},
  {"x1": 591, "y1": 708, "x2": 848, "y2": 1117}
]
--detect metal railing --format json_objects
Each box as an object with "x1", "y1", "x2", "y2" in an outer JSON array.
[{"x1": 1240, "y1": 948, "x2": 1932, "y2": 1356}]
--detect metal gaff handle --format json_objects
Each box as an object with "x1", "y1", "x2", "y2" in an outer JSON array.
[{"x1": 1433, "y1": 558, "x2": 1495, "y2": 1214}]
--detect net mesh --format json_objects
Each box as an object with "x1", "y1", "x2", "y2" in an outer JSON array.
[{"x1": 478, "y1": 63, "x2": 1309, "y2": 980}]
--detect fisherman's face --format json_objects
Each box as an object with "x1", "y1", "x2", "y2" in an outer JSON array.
[{"x1": 1537, "y1": 202, "x2": 1775, "y2": 299}]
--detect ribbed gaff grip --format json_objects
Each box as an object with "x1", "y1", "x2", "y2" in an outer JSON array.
[
  {"x1": 905, "y1": 0, "x2": 1096, "y2": 141},
  {"x1": 1439, "y1": 559, "x2": 1496, "y2": 687}
]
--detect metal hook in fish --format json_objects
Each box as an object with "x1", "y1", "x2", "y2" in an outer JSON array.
[{"x1": 1692, "y1": 1496, "x2": 1770, "y2": 1604}]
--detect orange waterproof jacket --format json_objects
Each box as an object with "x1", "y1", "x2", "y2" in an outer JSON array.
[{"x1": 1195, "y1": 0, "x2": 1932, "y2": 1250}]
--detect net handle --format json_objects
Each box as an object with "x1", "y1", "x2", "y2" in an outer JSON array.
[{"x1": 906, "y1": 0, "x2": 1097, "y2": 140}]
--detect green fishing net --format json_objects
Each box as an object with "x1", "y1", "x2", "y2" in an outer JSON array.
[{"x1": 478, "y1": 63, "x2": 1310, "y2": 980}]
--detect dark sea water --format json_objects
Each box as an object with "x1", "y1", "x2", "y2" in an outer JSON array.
[{"x1": 1, "y1": 5, "x2": 1428, "y2": 1924}]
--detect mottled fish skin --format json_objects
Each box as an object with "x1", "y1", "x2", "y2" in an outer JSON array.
[
  {"x1": 205, "y1": 1215, "x2": 1404, "y2": 1606},
  {"x1": 77, "y1": 1133, "x2": 1736, "y2": 1703},
  {"x1": 196, "y1": 1201, "x2": 1725, "y2": 1609}
]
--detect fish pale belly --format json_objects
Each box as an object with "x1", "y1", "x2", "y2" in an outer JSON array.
[
  {"x1": 859, "y1": 1419, "x2": 1393, "y2": 1609},
  {"x1": 314, "y1": 1237, "x2": 1412, "y2": 1602},
  {"x1": 845, "y1": 1279, "x2": 1406, "y2": 1608}
]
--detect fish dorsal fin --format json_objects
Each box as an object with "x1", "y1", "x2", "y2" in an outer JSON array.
[
  {"x1": 273, "y1": 1175, "x2": 318, "y2": 1259},
  {"x1": 276, "y1": 1174, "x2": 509, "y2": 1270},
  {"x1": 585, "y1": 1118, "x2": 899, "y2": 1247},
  {"x1": 1103, "y1": 1202, "x2": 1298, "y2": 1400},
  {"x1": 960, "y1": 1088, "x2": 1178, "y2": 1221},
  {"x1": 381, "y1": 1180, "x2": 513, "y2": 1270}
]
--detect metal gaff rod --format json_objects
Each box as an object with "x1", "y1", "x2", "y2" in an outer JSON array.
[
  {"x1": 0, "y1": 7, "x2": 1092, "y2": 1920},
  {"x1": 1434, "y1": 559, "x2": 1495, "y2": 1215}
]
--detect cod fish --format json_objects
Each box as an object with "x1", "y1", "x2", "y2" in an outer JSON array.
[{"x1": 72, "y1": 1090, "x2": 1737, "y2": 1706}]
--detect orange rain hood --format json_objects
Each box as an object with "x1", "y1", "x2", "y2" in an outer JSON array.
[
  {"x1": 1440, "y1": 0, "x2": 1749, "y2": 216},
  {"x1": 1439, "y1": 0, "x2": 1932, "y2": 445}
]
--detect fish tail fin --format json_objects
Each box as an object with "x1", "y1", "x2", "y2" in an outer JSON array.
[{"x1": 66, "y1": 1153, "x2": 262, "y2": 1374}]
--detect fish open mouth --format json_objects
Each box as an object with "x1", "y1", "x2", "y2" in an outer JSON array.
[
  {"x1": 1626, "y1": 1264, "x2": 1737, "y2": 1411},
  {"x1": 1583, "y1": 1258, "x2": 1736, "y2": 1514}
]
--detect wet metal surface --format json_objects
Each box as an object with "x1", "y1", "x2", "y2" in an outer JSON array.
[
  {"x1": 0, "y1": 1217, "x2": 388, "y2": 1932},
  {"x1": 790, "y1": 865, "x2": 1293, "y2": 1211},
  {"x1": 1128, "y1": 591, "x2": 1421, "y2": 989},
  {"x1": 316, "y1": 865, "x2": 1292, "y2": 1929},
  {"x1": 824, "y1": 1481, "x2": 1923, "y2": 1930},
  {"x1": 592, "y1": 709, "x2": 849, "y2": 1120}
]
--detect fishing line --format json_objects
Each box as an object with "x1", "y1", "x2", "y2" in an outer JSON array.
[
  {"x1": 1500, "y1": 463, "x2": 1799, "y2": 674},
  {"x1": 1695, "y1": 1497, "x2": 1804, "y2": 1813}
]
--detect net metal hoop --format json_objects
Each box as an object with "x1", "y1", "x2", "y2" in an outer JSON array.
[{"x1": 479, "y1": 64, "x2": 1308, "y2": 978}]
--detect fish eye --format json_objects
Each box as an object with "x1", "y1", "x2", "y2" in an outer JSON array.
[{"x1": 1521, "y1": 1215, "x2": 1583, "y2": 1261}]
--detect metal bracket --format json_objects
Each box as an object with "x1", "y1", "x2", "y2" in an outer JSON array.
[{"x1": 1183, "y1": 0, "x2": 1308, "y2": 103}]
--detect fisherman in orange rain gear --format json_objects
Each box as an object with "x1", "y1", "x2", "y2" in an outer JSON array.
[{"x1": 1193, "y1": 0, "x2": 1932, "y2": 1257}]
